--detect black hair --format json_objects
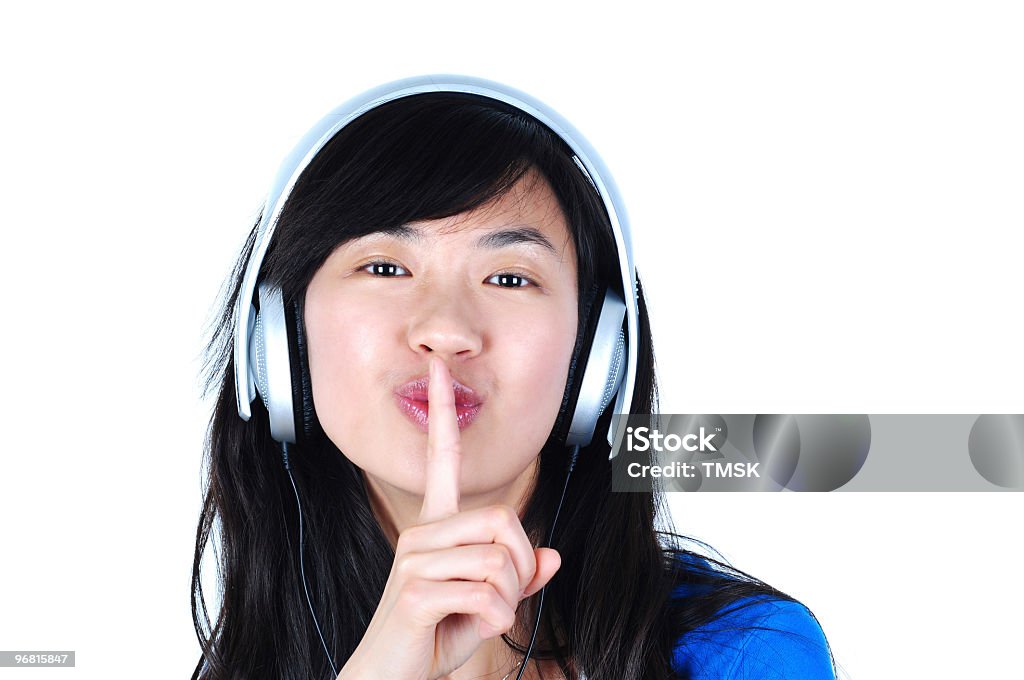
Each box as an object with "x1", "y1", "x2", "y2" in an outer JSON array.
[{"x1": 191, "y1": 92, "x2": 836, "y2": 679}]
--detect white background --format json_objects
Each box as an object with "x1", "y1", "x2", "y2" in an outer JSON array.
[{"x1": 1, "y1": 2, "x2": 1021, "y2": 678}]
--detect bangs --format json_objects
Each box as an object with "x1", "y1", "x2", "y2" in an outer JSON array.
[{"x1": 259, "y1": 92, "x2": 619, "y2": 310}]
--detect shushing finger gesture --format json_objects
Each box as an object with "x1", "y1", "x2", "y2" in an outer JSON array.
[{"x1": 338, "y1": 356, "x2": 562, "y2": 680}]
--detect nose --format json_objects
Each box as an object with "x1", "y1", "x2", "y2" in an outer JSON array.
[{"x1": 406, "y1": 295, "x2": 483, "y2": 362}]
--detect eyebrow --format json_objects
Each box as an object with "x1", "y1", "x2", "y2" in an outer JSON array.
[{"x1": 378, "y1": 223, "x2": 559, "y2": 255}]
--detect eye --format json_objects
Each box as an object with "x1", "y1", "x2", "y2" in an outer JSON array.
[
  {"x1": 487, "y1": 271, "x2": 534, "y2": 289},
  {"x1": 360, "y1": 260, "x2": 534, "y2": 289},
  {"x1": 361, "y1": 260, "x2": 408, "y2": 277}
]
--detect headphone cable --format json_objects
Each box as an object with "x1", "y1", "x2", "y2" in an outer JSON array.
[
  {"x1": 514, "y1": 443, "x2": 580, "y2": 680},
  {"x1": 283, "y1": 441, "x2": 340, "y2": 678}
]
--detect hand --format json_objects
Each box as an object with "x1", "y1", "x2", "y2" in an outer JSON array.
[{"x1": 338, "y1": 356, "x2": 562, "y2": 680}]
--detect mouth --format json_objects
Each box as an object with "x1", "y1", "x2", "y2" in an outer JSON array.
[{"x1": 394, "y1": 375, "x2": 484, "y2": 433}]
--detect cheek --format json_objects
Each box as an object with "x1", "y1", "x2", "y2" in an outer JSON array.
[
  {"x1": 496, "y1": 310, "x2": 578, "y2": 443},
  {"x1": 304, "y1": 297, "x2": 393, "y2": 450}
]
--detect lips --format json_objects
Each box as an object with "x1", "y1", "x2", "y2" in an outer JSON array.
[{"x1": 394, "y1": 374, "x2": 484, "y2": 433}]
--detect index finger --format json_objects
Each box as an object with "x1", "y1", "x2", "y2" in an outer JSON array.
[{"x1": 418, "y1": 355, "x2": 462, "y2": 522}]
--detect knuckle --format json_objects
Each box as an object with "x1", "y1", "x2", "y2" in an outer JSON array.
[
  {"x1": 397, "y1": 579, "x2": 428, "y2": 611},
  {"x1": 482, "y1": 544, "x2": 511, "y2": 573},
  {"x1": 432, "y1": 439, "x2": 461, "y2": 458},
  {"x1": 498, "y1": 607, "x2": 517, "y2": 630},
  {"x1": 396, "y1": 525, "x2": 421, "y2": 552},
  {"x1": 488, "y1": 504, "x2": 519, "y2": 531},
  {"x1": 393, "y1": 553, "x2": 416, "y2": 580},
  {"x1": 469, "y1": 583, "x2": 499, "y2": 609},
  {"x1": 485, "y1": 594, "x2": 516, "y2": 631}
]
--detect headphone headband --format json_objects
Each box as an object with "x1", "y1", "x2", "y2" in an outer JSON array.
[{"x1": 233, "y1": 74, "x2": 638, "y2": 449}]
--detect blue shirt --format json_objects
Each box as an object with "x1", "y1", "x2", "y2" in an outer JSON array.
[{"x1": 670, "y1": 556, "x2": 835, "y2": 679}]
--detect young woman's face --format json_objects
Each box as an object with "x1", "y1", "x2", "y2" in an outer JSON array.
[{"x1": 304, "y1": 169, "x2": 579, "y2": 502}]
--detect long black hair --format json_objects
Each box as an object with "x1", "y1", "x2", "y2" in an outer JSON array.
[{"x1": 191, "y1": 92, "x2": 834, "y2": 679}]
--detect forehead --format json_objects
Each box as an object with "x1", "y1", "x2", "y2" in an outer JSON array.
[
  {"x1": 351, "y1": 169, "x2": 575, "y2": 262},
  {"x1": 437, "y1": 170, "x2": 568, "y2": 238}
]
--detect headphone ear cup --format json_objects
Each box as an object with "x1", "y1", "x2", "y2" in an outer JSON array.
[
  {"x1": 549, "y1": 283, "x2": 627, "y2": 449},
  {"x1": 250, "y1": 309, "x2": 270, "y2": 412},
  {"x1": 565, "y1": 287, "x2": 627, "y2": 447},
  {"x1": 251, "y1": 282, "x2": 298, "y2": 443}
]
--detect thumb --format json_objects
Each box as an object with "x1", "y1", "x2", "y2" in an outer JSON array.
[{"x1": 522, "y1": 548, "x2": 561, "y2": 598}]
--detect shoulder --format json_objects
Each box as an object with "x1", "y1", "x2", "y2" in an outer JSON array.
[{"x1": 669, "y1": 554, "x2": 835, "y2": 679}]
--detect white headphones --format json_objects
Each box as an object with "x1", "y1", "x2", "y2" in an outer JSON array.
[{"x1": 233, "y1": 75, "x2": 639, "y2": 455}]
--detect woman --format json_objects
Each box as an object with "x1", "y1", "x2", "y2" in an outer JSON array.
[{"x1": 191, "y1": 76, "x2": 837, "y2": 679}]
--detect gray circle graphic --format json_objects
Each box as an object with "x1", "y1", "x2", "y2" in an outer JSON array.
[
  {"x1": 664, "y1": 466, "x2": 704, "y2": 492},
  {"x1": 660, "y1": 414, "x2": 728, "y2": 492},
  {"x1": 968, "y1": 414, "x2": 1024, "y2": 489},
  {"x1": 751, "y1": 415, "x2": 871, "y2": 491}
]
